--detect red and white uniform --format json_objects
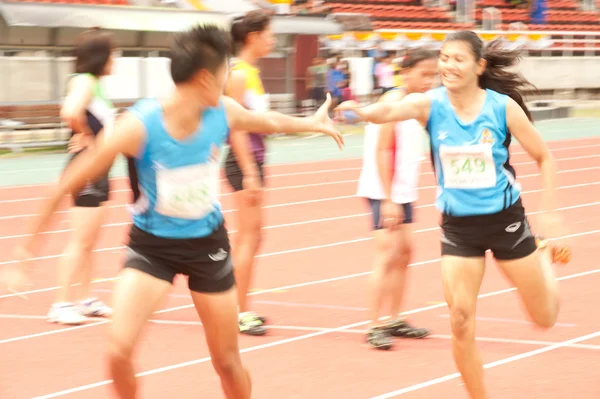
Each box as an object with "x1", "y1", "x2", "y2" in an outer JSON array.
[{"x1": 356, "y1": 119, "x2": 427, "y2": 204}]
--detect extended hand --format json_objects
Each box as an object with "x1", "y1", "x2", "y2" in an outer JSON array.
[
  {"x1": 313, "y1": 93, "x2": 344, "y2": 150},
  {"x1": 68, "y1": 133, "x2": 93, "y2": 154},
  {"x1": 242, "y1": 173, "x2": 262, "y2": 207},
  {"x1": 380, "y1": 200, "x2": 404, "y2": 230}
]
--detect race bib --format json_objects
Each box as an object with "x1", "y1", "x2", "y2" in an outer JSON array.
[
  {"x1": 154, "y1": 161, "x2": 220, "y2": 219},
  {"x1": 439, "y1": 144, "x2": 496, "y2": 189}
]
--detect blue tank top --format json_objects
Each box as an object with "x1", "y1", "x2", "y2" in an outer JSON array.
[
  {"x1": 127, "y1": 98, "x2": 229, "y2": 239},
  {"x1": 425, "y1": 86, "x2": 521, "y2": 217}
]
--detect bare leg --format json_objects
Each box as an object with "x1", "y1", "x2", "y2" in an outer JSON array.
[
  {"x1": 441, "y1": 255, "x2": 488, "y2": 399},
  {"x1": 75, "y1": 206, "x2": 107, "y2": 302},
  {"x1": 55, "y1": 206, "x2": 105, "y2": 303},
  {"x1": 49, "y1": 206, "x2": 106, "y2": 324},
  {"x1": 191, "y1": 287, "x2": 252, "y2": 399},
  {"x1": 231, "y1": 190, "x2": 263, "y2": 313},
  {"x1": 231, "y1": 190, "x2": 265, "y2": 335},
  {"x1": 388, "y1": 225, "x2": 412, "y2": 317},
  {"x1": 496, "y1": 246, "x2": 560, "y2": 329},
  {"x1": 106, "y1": 268, "x2": 171, "y2": 399},
  {"x1": 367, "y1": 228, "x2": 396, "y2": 329}
]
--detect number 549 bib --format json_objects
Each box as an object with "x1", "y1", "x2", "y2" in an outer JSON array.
[
  {"x1": 155, "y1": 162, "x2": 220, "y2": 220},
  {"x1": 439, "y1": 144, "x2": 496, "y2": 189}
]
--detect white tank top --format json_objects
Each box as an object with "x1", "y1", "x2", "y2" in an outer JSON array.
[{"x1": 356, "y1": 119, "x2": 427, "y2": 204}]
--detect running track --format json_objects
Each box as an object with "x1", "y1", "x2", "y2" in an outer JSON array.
[{"x1": 0, "y1": 136, "x2": 599, "y2": 398}]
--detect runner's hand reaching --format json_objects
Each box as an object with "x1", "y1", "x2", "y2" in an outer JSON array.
[
  {"x1": 242, "y1": 172, "x2": 262, "y2": 207},
  {"x1": 381, "y1": 199, "x2": 404, "y2": 230},
  {"x1": 312, "y1": 93, "x2": 344, "y2": 150}
]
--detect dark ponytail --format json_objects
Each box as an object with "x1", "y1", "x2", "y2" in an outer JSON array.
[
  {"x1": 230, "y1": 10, "x2": 271, "y2": 56},
  {"x1": 445, "y1": 30, "x2": 537, "y2": 121}
]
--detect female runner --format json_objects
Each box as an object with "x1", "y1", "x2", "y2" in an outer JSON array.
[
  {"x1": 338, "y1": 30, "x2": 570, "y2": 398},
  {"x1": 48, "y1": 28, "x2": 115, "y2": 325},
  {"x1": 7, "y1": 24, "x2": 343, "y2": 398},
  {"x1": 224, "y1": 10, "x2": 275, "y2": 336},
  {"x1": 356, "y1": 48, "x2": 438, "y2": 350}
]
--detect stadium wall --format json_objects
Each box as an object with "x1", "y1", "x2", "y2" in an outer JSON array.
[{"x1": 0, "y1": 55, "x2": 599, "y2": 104}]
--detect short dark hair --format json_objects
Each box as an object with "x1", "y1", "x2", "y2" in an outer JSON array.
[
  {"x1": 169, "y1": 24, "x2": 232, "y2": 84},
  {"x1": 230, "y1": 10, "x2": 271, "y2": 55},
  {"x1": 74, "y1": 29, "x2": 116, "y2": 77}
]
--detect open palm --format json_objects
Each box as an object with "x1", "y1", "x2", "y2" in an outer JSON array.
[{"x1": 313, "y1": 93, "x2": 344, "y2": 150}]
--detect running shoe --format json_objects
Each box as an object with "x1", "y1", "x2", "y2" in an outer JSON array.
[
  {"x1": 47, "y1": 303, "x2": 87, "y2": 325},
  {"x1": 366, "y1": 326, "x2": 393, "y2": 350},
  {"x1": 79, "y1": 297, "x2": 113, "y2": 318},
  {"x1": 239, "y1": 312, "x2": 267, "y2": 336},
  {"x1": 386, "y1": 318, "x2": 431, "y2": 339}
]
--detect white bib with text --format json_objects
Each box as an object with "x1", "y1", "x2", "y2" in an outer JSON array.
[
  {"x1": 154, "y1": 161, "x2": 220, "y2": 219},
  {"x1": 439, "y1": 144, "x2": 496, "y2": 189}
]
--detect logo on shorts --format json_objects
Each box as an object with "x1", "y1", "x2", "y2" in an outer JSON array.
[
  {"x1": 209, "y1": 248, "x2": 228, "y2": 261},
  {"x1": 505, "y1": 222, "x2": 521, "y2": 233}
]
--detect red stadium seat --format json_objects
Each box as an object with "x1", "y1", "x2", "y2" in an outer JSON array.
[{"x1": 324, "y1": 0, "x2": 599, "y2": 32}]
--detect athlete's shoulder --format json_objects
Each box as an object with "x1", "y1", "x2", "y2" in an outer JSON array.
[
  {"x1": 378, "y1": 87, "x2": 406, "y2": 103},
  {"x1": 65, "y1": 73, "x2": 96, "y2": 95},
  {"x1": 485, "y1": 88, "x2": 510, "y2": 107},
  {"x1": 127, "y1": 98, "x2": 161, "y2": 121},
  {"x1": 230, "y1": 59, "x2": 251, "y2": 76},
  {"x1": 424, "y1": 85, "x2": 447, "y2": 101}
]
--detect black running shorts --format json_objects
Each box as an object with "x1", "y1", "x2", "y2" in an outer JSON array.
[
  {"x1": 124, "y1": 223, "x2": 235, "y2": 293},
  {"x1": 224, "y1": 148, "x2": 265, "y2": 192},
  {"x1": 66, "y1": 149, "x2": 110, "y2": 207},
  {"x1": 440, "y1": 197, "x2": 538, "y2": 261}
]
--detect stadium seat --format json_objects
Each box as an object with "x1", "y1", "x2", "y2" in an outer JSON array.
[{"x1": 324, "y1": 0, "x2": 599, "y2": 32}]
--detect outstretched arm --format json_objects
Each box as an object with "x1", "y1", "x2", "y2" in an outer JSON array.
[
  {"x1": 337, "y1": 92, "x2": 430, "y2": 126},
  {"x1": 222, "y1": 93, "x2": 344, "y2": 150},
  {"x1": 22, "y1": 113, "x2": 146, "y2": 252}
]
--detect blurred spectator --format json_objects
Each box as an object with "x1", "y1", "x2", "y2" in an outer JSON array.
[
  {"x1": 529, "y1": 0, "x2": 548, "y2": 24},
  {"x1": 306, "y1": 56, "x2": 328, "y2": 106},
  {"x1": 374, "y1": 55, "x2": 395, "y2": 93},
  {"x1": 367, "y1": 46, "x2": 384, "y2": 92},
  {"x1": 291, "y1": 0, "x2": 330, "y2": 14},
  {"x1": 327, "y1": 57, "x2": 345, "y2": 106}
]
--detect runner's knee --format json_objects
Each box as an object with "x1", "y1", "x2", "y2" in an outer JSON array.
[
  {"x1": 211, "y1": 349, "x2": 242, "y2": 377},
  {"x1": 449, "y1": 304, "x2": 475, "y2": 341}
]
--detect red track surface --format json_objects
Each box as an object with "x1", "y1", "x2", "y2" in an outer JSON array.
[{"x1": 1, "y1": 137, "x2": 599, "y2": 399}]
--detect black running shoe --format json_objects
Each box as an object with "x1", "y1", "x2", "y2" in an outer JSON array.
[
  {"x1": 366, "y1": 326, "x2": 393, "y2": 350},
  {"x1": 239, "y1": 312, "x2": 267, "y2": 336},
  {"x1": 387, "y1": 318, "x2": 430, "y2": 339}
]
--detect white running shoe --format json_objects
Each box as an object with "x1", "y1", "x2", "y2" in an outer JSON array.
[
  {"x1": 79, "y1": 297, "x2": 113, "y2": 318},
  {"x1": 47, "y1": 303, "x2": 87, "y2": 325}
]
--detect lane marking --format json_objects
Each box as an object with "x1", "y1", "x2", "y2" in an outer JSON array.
[
  {"x1": 439, "y1": 314, "x2": 577, "y2": 327},
  {"x1": 25, "y1": 268, "x2": 600, "y2": 398},
  {"x1": 368, "y1": 330, "x2": 600, "y2": 398}
]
